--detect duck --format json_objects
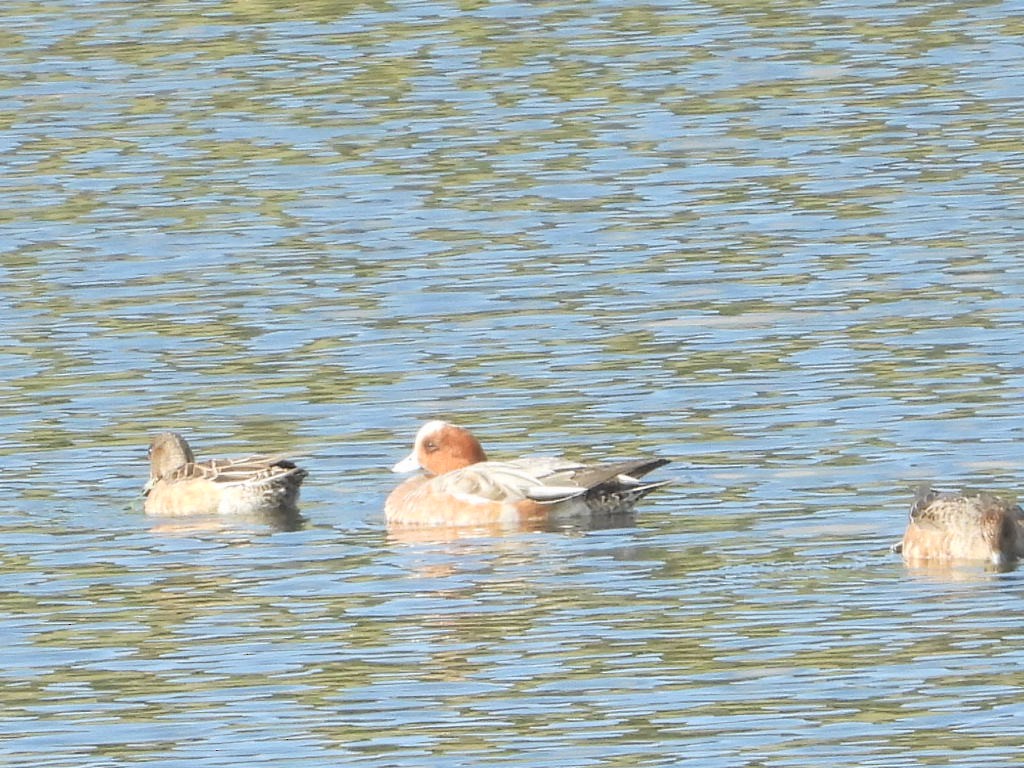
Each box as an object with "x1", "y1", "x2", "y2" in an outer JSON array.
[
  {"x1": 895, "y1": 486, "x2": 1024, "y2": 566},
  {"x1": 143, "y1": 431, "x2": 307, "y2": 517},
  {"x1": 385, "y1": 420, "x2": 670, "y2": 528}
]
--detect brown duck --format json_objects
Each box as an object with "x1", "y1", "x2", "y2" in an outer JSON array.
[
  {"x1": 896, "y1": 487, "x2": 1024, "y2": 566},
  {"x1": 144, "y1": 432, "x2": 307, "y2": 517}
]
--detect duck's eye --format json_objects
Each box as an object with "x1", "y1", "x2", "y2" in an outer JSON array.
[{"x1": 424, "y1": 441, "x2": 438, "y2": 453}]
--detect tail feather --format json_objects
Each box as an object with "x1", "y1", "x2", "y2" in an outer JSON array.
[
  {"x1": 628, "y1": 478, "x2": 673, "y2": 499},
  {"x1": 524, "y1": 457, "x2": 671, "y2": 510},
  {"x1": 568, "y1": 458, "x2": 671, "y2": 490}
]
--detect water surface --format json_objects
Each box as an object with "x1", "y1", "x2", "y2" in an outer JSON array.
[{"x1": 4, "y1": 1, "x2": 1024, "y2": 766}]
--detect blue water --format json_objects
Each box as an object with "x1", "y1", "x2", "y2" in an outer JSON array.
[{"x1": 4, "y1": 1, "x2": 1024, "y2": 766}]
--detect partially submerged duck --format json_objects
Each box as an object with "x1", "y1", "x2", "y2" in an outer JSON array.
[{"x1": 895, "y1": 487, "x2": 1024, "y2": 567}]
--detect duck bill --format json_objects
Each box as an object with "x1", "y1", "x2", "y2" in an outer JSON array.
[{"x1": 392, "y1": 452, "x2": 421, "y2": 473}]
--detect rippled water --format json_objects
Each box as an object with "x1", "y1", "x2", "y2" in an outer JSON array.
[{"x1": 4, "y1": 1, "x2": 1024, "y2": 765}]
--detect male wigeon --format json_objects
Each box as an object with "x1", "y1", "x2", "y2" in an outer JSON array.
[
  {"x1": 385, "y1": 420, "x2": 671, "y2": 528},
  {"x1": 144, "y1": 432, "x2": 307, "y2": 517},
  {"x1": 895, "y1": 487, "x2": 1024, "y2": 566}
]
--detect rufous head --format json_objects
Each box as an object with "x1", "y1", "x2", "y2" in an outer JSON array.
[
  {"x1": 145, "y1": 432, "x2": 195, "y2": 492},
  {"x1": 392, "y1": 420, "x2": 488, "y2": 476}
]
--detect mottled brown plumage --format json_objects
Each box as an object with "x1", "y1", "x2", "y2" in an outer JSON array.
[
  {"x1": 898, "y1": 487, "x2": 1024, "y2": 566},
  {"x1": 144, "y1": 432, "x2": 307, "y2": 517}
]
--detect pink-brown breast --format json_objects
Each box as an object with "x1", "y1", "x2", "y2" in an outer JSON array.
[{"x1": 384, "y1": 475, "x2": 548, "y2": 528}]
